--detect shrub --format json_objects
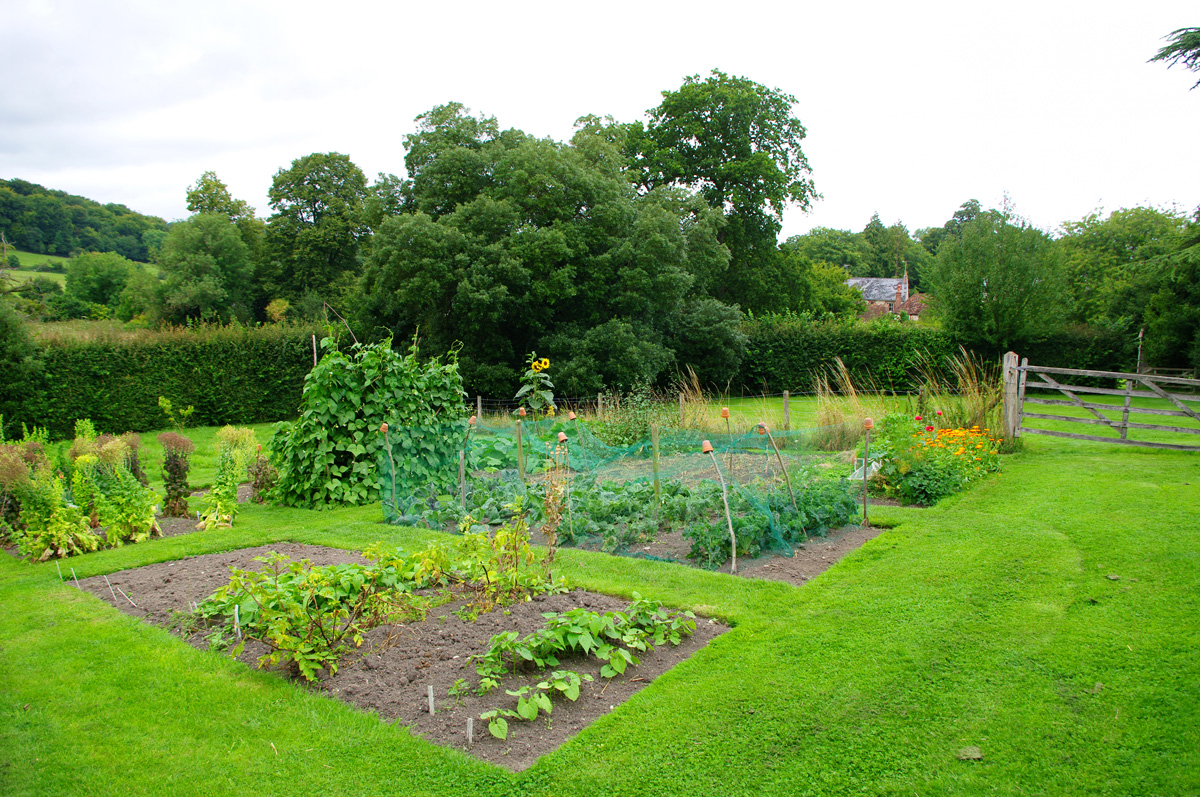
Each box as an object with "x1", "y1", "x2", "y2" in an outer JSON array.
[{"x1": 157, "y1": 432, "x2": 194, "y2": 517}]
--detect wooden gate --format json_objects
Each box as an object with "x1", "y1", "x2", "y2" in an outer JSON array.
[{"x1": 1001, "y1": 352, "x2": 1200, "y2": 452}]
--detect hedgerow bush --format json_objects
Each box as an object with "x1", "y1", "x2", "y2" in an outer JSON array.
[
  {"x1": 738, "y1": 315, "x2": 955, "y2": 393},
  {"x1": 9, "y1": 322, "x2": 320, "y2": 438}
]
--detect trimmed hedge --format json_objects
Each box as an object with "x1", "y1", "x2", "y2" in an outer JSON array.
[
  {"x1": 738, "y1": 317, "x2": 955, "y2": 393},
  {"x1": 16, "y1": 324, "x2": 322, "y2": 439},
  {"x1": 736, "y1": 317, "x2": 1137, "y2": 394}
]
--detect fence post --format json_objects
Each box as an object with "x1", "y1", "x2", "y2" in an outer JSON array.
[
  {"x1": 476, "y1": 395, "x2": 482, "y2": 421},
  {"x1": 597, "y1": 393, "x2": 603, "y2": 417},
  {"x1": 782, "y1": 390, "x2": 790, "y2": 431},
  {"x1": 1002, "y1": 351, "x2": 1020, "y2": 440},
  {"x1": 679, "y1": 392, "x2": 685, "y2": 425}
]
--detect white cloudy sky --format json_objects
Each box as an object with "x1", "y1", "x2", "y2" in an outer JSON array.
[{"x1": 4, "y1": 0, "x2": 1198, "y2": 240}]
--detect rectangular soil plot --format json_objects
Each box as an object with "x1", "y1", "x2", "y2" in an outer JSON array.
[{"x1": 76, "y1": 543, "x2": 727, "y2": 771}]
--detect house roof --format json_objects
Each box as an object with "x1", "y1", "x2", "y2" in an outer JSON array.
[{"x1": 846, "y1": 277, "x2": 905, "y2": 302}]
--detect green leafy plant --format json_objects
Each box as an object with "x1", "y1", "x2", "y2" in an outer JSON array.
[
  {"x1": 480, "y1": 670, "x2": 594, "y2": 740},
  {"x1": 157, "y1": 432, "x2": 194, "y2": 517},
  {"x1": 246, "y1": 446, "x2": 278, "y2": 503},
  {"x1": 515, "y1": 352, "x2": 556, "y2": 416},
  {"x1": 197, "y1": 426, "x2": 256, "y2": 530},
  {"x1": 13, "y1": 464, "x2": 99, "y2": 560},
  {"x1": 196, "y1": 550, "x2": 455, "y2": 681},
  {"x1": 158, "y1": 396, "x2": 195, "y2": 430},
  {"x1": 274, "y1": 335, "x2": 467, "y2": 509}
]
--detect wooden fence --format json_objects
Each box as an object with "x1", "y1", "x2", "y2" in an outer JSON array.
[{"x1": 1002, "y1": 352, "x2": 1200, "y2": 452}]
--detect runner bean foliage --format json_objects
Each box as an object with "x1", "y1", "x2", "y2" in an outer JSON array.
[{"x1": 273, "y1": 335, "x2": 467, "y2": 508}]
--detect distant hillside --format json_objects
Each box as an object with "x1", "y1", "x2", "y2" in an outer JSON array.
[{"x1": 0, "y1": 179, "x2": 168, "y2": 263}]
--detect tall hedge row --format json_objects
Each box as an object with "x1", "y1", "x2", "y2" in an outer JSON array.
[
  {"x1": 737, "y1": 318, "x2": 956, "y2": 393},
  {"x1": 735, "y1": 317, "x2": 1138, "y2": 394},
  {"x1": 17, "y1": 324, "x2": 322, "y2": 439}
]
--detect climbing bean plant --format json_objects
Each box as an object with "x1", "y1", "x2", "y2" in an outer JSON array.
[{"x1": 271, "y1": 335, "x2": 467, "y2": 508}]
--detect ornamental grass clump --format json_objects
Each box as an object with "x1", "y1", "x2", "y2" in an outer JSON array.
[{"x1": 869, "y1": 412, "x2": 1002, "y2": 505}]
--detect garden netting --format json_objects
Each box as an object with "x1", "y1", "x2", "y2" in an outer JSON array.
[{"x1": 377, "y1": 414, "x2": 862, "y2": 568}]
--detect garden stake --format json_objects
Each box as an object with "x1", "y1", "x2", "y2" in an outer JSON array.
[
  {"x1": 650, "y1": 424, "x2": 662, "y2": 507},
  {"x1": 71, "y1": 567, "x2": 79, "y2": 588},
  {"x1": 116, "y1": 585, "x2": 137, "y2": 607},
  {"x1": 55, "y1": 560, "x2": 63, "y2": 581},
  {"x1": 234, "y1": 604, "x2": 242, "y2": 639},
  {"x1": 558, "y1": 432, "x2": 574, "y2": 538},
  {"x1": 722, "y1": 407, "x2": 733, "y2": 470},
  {"x1": 459, "y1": 450, "x2": 466, "y2": 511},
  {"x1": 103, "y1": 575, "x2": 118, "y2": 602},
  {"x1": 428, "y1": 686, "x2": 435, "y2": 715},
  {"x1": 476, "y1": 395, "x2": 482, "y2": 421},
  {"x1": 702, "y1": 440, "x2": 738, "y2": 574},
  {"x1": 515, "y1": 419, "x2": 525, "y2": 482},
  {"x1": 783, "y1": 390, "x2": 791, "y2": 431},
  {"x1": 758, "y1": 423, "x2": 796, "y2": 511},
  {"x1": 381, "y1": 423, "x2": 399, "y2": 519},
  {"x1": 863, "y1": 417, "x2": 874, "y2": 527},
  {"x1": 468, "y1": 717, "x2": 474, "y2": 746}
]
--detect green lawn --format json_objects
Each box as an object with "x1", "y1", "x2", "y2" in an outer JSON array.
[
  {"x1": 5, "y1": 249, "x2": 70, "y2": 270},
  {"x1": 6, "y1": 268, "x2": 66, "y2": 287},
  {"x1": 1, "y1": 432, "x2": 1197, "y2": 795}
]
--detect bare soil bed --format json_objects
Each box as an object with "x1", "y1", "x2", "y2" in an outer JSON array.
[{"x1": 75, "y1": 543, "x2": 727, "y2": 771}]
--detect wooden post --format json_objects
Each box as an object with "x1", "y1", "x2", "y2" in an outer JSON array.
[
  {"x1": 597, "y1": 394, "x2": 604, "y2": 417},
  {"x1": 782, "y1": 391, "x2": 790, "y2": 431},
  {"x1": 862, "y1": 427, "x2": 870, "y2": 526},
  {"x1": 1002, "y1": 352, "x2": 1020, "y2": 440},
  {"x1": 476, "y1": 395, "x2": 482, "y2": 421},
  {"x1": 679, "y1": 392, "x2": 685, "y2": 425},
  {"x1": 1017, "y1": 357, "x2": 1028, "y2": 437},
  {"x1": 312, "y1": 334, "x2": 318, "y2": 367},
  {"x1": 515, "y1": 420, "x2": 525, "y2": 482},
  {"x1": 650, "y1": 424, "x2": 662, "y2": 505},
  {"x1": 1120, "y1": 378, "x2": 1133, "y2": 441},
  {"x1": 459, "y1": 450, "x2": 467, "y2": 509}
]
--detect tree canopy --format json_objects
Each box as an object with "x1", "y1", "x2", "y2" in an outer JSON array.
[
  {"x1": 1150, "y1": 27, "x2": 1200, "y2": 89},
  {"x1": 925, "y1": 205, "x2": 1064, "y2": 352}
]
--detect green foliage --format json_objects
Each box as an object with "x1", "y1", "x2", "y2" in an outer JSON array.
[
  {"x1": 246, "y1": 450, "x2": 278, "y2": 503},
  {"x1": 1149, "y1": 26, "x2": 1200, "y2": 89},
  {"x1": 925, "y1": 204, "x2": 1065, "y2": 353},
  {"x1": 739, "y1": 315, "x2": 955, "y2": 392},
  {"x1": 158, "y1": 396, "x2": 195, "y2": 430},
  {"x1": 630, "y1": 70, "x2": 815, "y2": 313},
  {"x1": 515, "y1": 353, "x2": 556, "y2": 415},
  {"x1": 12, "y1": 464, "x2": 98, "y2": 559},
  {"x1": 480, "y1": 670, "x2": 593, "y2": 740},
  {"x1": 64, "y1": 251, "x2": 136, "y2": 308},
  {"x1": 263, "y1": 152, "x2": 368, "y2": 301},
  {"x1": 357, "y1": 103, "x2": 741, "y2": 397},
  {"x1": 7, "y1": 323, "x2": 319, "y2": 439},
  {"x1": 0, "y1": 178, "x2": 168, "y2": 260},
  {"x1": 196, "y1": 550, "x2": 453, "y2": 682},
  {"x1": 471, "y1": 593, "x2": 695, "y2": 699},
  {"x1": 197, "y1": 425, "x2": 256, "y2": 529},
  {"x1": 157, "y1": 432, "x2": 194, "y2": 517},
  {"x1": 868, "y1": 413, "x2": 1002, "y2": 505},
  {"x1": 0, "y1": 303, "x2": 43, "y2": 439},
  {"x1": 273, "y1": 336, "x2": 466, "y2": 508},
  {"x1": 155, "y1": 213, "x2": 256, "y2": 323}
]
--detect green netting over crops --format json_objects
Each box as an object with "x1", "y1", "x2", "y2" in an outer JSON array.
[{"x1": 378, "y1": 415, "x2": 861, "y2": 568}]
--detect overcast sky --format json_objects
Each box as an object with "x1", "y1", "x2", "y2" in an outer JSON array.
[{"x1": 4, "y1": 0, "x2": 1198, "y2": 241}]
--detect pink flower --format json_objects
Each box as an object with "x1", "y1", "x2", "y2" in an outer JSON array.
[
  {"x1": 915, "y1": 415, "x2": 923, "y2": 421},
  {"x1": 935, "y1": 410, "x2": 943, "y2": 416},
  {"x1": 925, "y1": 425, "x2": 934, "y2": 432}
]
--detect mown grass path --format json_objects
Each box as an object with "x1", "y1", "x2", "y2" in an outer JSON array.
[{"x1": 1, "y1": 436, "x2": 1197, "y2": 795}]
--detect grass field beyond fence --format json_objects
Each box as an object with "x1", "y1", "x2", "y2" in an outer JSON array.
[{"x1": 0, "y1": 429, "x2": 1197, "y2": 795}]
